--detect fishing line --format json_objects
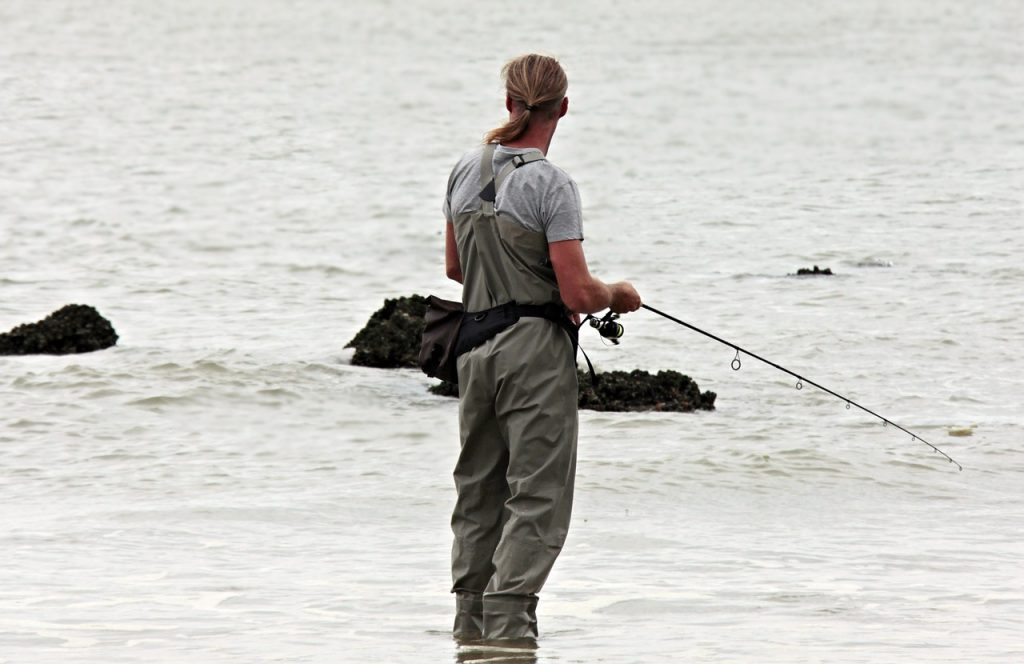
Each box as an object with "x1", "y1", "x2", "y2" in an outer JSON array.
[{"x1": 640, "y1": 303, "x2": 963, "y2": 471}]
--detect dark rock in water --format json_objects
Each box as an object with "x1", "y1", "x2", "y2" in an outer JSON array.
[
  {"x1": 0, "y1": 304, "x2": 118, "y2": 355},
  {"x1": 429, "y1": 369, "x2": 716, "y2": 413},
  {"x1": 346, "y1": 295, "x2": 429, "y2": 368},
  {"x1": 578, "y1": 369, "x2": 716, "y2": 412},
  {"x1": 796, "y1": 265, "x2": 833, "y2": 276},
  {"x1": 429, "y1": 380, "x2": 459, "y2": 398}
]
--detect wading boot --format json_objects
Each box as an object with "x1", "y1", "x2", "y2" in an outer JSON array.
[
  {"x1": 482, "y1": 594, "x2": 538, "y2": 646},
  {"x1": 453, "y1": 590, "x2": 484, "y2": 642}
]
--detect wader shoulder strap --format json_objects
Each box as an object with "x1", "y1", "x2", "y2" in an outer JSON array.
[
  {"x1": 479, "y1": 143, "x2": 497, "y2": 189},
  {"x1": 478, "y1": 143, "x2": 498, "y2": 215},
  {"x1": 478, "y1": 148, "x2": 545, "y2": 210},
  {"x1": 494, "y1": 151, "x2": 545, "y2": 195}
]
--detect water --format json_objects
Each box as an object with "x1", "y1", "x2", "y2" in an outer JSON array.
[{"x1": 2, "y1": 1, "x2": 1022, "y2": 662}]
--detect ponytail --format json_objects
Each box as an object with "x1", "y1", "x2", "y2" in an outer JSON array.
[{"x1": 484, "y1": 54, "x2": 568, "y2": 144}]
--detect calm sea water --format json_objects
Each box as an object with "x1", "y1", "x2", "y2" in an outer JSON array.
[{"x1": 2, "y1": 1, "x2": 1022, "y2": 662}]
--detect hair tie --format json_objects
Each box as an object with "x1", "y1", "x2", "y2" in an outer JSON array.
[{"x1": 525, "y1": 103, "x2": 538, "y2": 112}]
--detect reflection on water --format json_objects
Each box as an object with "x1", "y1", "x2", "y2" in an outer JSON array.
[{"x1": 455, "y1": 640, "x2": 538, "y2": 664}]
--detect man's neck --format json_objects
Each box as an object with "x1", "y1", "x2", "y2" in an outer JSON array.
[{"x1": 502, "y1": 122, "x2": 557, "y2": 155}]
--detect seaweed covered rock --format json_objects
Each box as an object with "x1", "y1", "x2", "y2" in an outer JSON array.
[
  {"x1": 429, "y1": 380, "x2": 459, "y2": 398},
  {"x1": 0, "y1": 304, "x2": 118, "y2": 355},
  {"x1": 430, "y1": 369, "x2": 716, "y2": 413},
  {"x1": 578, "y1": 369, "x2": 716, "y2": 412},
  {"x1": 346, "y1": 295, "x2": 428, "y2": 368},
  {"x1": 796, "y1": 265, "x2": 833, "y2": 276}
]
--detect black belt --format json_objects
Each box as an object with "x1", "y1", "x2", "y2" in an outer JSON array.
[
  {"x1": 454, "y1": 301, "x2": 576, "y2": 358},
  {"x1": 454, "y1": 301, "x2": 596, "y2": 386}
]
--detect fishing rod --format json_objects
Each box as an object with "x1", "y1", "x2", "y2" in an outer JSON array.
[{"x1": 589, "y1": 306, "x2": 962, "y2": 471}]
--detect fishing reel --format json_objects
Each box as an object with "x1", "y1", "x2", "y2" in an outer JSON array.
[{"x1": 588, "y1": 311, "x2": 624, "y2": 344}]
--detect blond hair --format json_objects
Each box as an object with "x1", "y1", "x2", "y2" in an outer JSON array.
[{"x1": 484, "y1": 54, "x2": 568, "y2": 145}]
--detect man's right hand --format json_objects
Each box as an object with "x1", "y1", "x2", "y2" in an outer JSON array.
[{"x1": 609, "y1": 282, "x2": 641, "y2": 314}]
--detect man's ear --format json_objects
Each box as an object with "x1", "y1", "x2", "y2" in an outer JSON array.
[
  {"x1": 506, "y1": 94, "x2": 514, "y2": 113},
  {"x1": 559, "y1": 96, "x2": 569, "y2": 118}
]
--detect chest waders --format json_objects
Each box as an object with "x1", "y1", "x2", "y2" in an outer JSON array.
[{"x1": 450, "y1": 144, "x2": 579, "y2": 643}]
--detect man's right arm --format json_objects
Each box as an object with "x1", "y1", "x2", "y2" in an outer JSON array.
[{"x1": 549, "y1": 239, "x2": 640, "y2": 314}]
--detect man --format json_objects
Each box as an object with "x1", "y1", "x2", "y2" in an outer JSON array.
[{"x1": 442, "y1": 53, "x2": 641, "y2": 644}]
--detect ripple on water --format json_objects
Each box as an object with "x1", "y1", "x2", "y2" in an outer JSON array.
[{"x1": 126, "y1": 394, "x2": 199, "y2": 409}]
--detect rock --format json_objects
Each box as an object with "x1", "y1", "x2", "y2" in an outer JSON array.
[
  {"x1": 430, "y1": 369, "x2": 716, "y2": 413},
  {"x1": 796, "y1": 265, "x2": 833, "y2": 276},
  {"x1": 0, "y1": 304, "x2": 118, "y2": 355},
  {"x1": 346, "y1": 295, "x2": 429, "y2": 368},
  {"x1": 578, "y1": 369, "x2": 716, "y2": 412},
  {"x1": 429, "y1": 380, "x2": 459, "y2": 398}
]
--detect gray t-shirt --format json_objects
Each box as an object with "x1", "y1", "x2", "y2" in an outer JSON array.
[{"x1": 442, "y1": 145, "x2": 584, "y2": 242}]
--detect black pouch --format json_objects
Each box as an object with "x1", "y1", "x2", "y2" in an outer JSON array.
[
  {"x1": 418, "y1": 295, "x2": 464, "y2": 383},
  {"x1": 455, "y1": 302, "x2": 521, "y2": 357}
]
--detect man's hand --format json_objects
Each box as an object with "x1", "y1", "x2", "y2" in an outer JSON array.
[{"x1": 609, "y1": 282, "x2": 641, "y2": 314}]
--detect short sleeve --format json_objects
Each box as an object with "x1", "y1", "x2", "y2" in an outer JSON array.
[
  {"x1": 542, "y1": 180, "x2": 584, "y2": 242},
  {"x1": 442, "y1": 168, "x2": 456, "y2": 222}
]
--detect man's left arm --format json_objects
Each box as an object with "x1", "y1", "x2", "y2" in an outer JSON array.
[{"x1": 445, "y1": 221, "x2": 463, "y2": 284}]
